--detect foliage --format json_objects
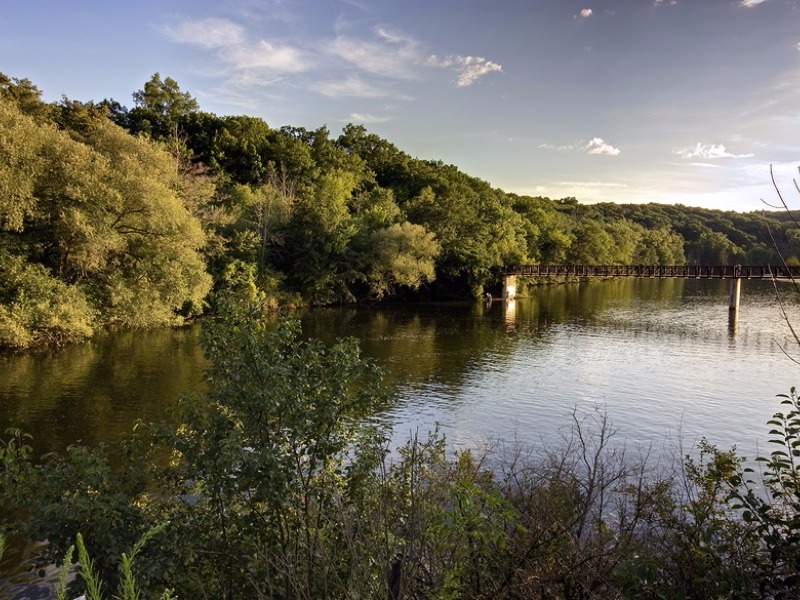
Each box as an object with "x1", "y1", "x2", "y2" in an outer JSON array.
[
  {"x1": 730, "y1": 387, "x2": 800, "y2": 597},
  {"x1": 0, "y1": 78, "x2": 211, "y2": 347},
  {"x1": 0, "y1": 249, "x2": 95, "y2": 347},
  {"x1": 2, "y1": 68, "x2": 797, "y2": 341}
]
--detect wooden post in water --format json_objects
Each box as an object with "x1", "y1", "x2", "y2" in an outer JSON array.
[{"x1": 503, "y1": 275, "x2": 517, "y2": 301}]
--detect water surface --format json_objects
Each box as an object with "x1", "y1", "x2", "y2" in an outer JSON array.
[{"x1": 2, "y1": 278, "x2": 799, "y2": 594}]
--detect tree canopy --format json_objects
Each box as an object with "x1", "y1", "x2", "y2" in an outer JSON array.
[{"x1": 1, "y1": 70, "x2": 795, "y2": 347}]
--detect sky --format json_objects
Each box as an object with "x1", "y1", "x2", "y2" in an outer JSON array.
[{"x1": 3, "y1": 0, "x2": 800, "y2": 212}]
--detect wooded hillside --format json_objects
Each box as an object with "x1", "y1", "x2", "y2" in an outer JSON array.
[{"x1": 1, "y1": 72, "x2": 796, "y2": 347}]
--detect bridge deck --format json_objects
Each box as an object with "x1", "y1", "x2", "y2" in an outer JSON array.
[{"x1": 502, "y1": 265, "x2": 800, "y2": 280}]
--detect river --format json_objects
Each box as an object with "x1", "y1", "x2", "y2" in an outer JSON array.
[
  {"x1": 1, "y1": 277, "x2": 799, "y2": 595},
  {"x1": 1, "y1": 278, "x2": 798, "y2": 463}
]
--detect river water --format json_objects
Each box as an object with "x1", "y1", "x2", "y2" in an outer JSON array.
[
  {"x1": 1, "y1": 278, "x2": 799, "y2": 595},
  {"x1": 1, "y1": 278, "x2": 798, "y2": 463}
]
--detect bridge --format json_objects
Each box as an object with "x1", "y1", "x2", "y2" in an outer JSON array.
[
  {"x1": 501, "y1": 264, "x2": 800, "y2": 280},
  {"x1": 498, "y1": 264, "x2": 800, "y2": 312}
]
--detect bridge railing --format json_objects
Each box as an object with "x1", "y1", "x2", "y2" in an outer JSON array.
[{"x1": 501, "y1": 265, "x2": 800, "y2": 280}]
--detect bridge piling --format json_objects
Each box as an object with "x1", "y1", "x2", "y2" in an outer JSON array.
[
  {"x1": 503, "y1": 275, "x2": 517, "y2": 301},
  {"x1": 729, "y1": 278, "x2": 741, "y2": 312}
]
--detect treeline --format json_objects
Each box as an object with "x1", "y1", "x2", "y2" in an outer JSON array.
[{"x1": 2, "y1": 72, "x2": 798, "y2": 348}]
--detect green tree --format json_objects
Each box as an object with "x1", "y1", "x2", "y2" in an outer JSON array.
[
  {"x1": 0, "y1": 94, "x2": 211, "y2": 346},
  {"x1": 0, "y1": 71, "x2": 53, "y2": 122},
  {"x1": 124, "y1": 73, "x2": 199, "y2": 141},
  {"x1": 361, "y1": 222, "x2": 440, "y2": 299},
  {"x1": 567, "y1": 220, "x2": 615, "y2": 264},
  {"x1": 280, "y1": 171, "x2": 359, "y2": 302},
  {"x1": 634, "y1": 226, "x2": 686, "y2": 265},
  {"x1": 687, "y1": 230, "x2": 743, "y2": 265}
]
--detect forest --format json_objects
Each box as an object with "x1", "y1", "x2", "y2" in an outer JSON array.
[{"x1": 1, "y1": 71, "x2": 798, "y2": 348}]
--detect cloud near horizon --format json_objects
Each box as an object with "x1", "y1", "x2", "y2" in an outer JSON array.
[
  {"x1": 539, "y1": 137, "x2": 621, "y2": 155},
  {"x1": 678, "y1": 143, "x2": 754, "y2": 159},
  {"x1": 584, "y1": 137, "x2": 621, "y2": 155}
]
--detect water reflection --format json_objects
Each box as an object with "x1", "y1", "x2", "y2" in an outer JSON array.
[
  {"x1": 0, "y1": 278, "x2": 797, "y2": 462},
  {"x1": 0, "y1": 327, "x2": 207, "y2": 458},
  {"x1": 299, "y1": 279, "x2": 799, "y2": 459}
]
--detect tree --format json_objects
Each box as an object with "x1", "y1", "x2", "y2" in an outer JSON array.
[
  {"x1": 280, "y1": 171, "x2": 358, "y2": 302},
  {"x1": 634, "y1": 226, "x2": 686, "y2": 265},
  {"x1": 567, "y1": 220, "x2": 615, "y2": 264},
  {"x1": 0, "y1": 72, "x2": 53, "y2": 122},
  {"x1": 0, "y1": 93, "x2": 212, "y2": 346},
  {"x1": 362, "y1": 222, "x2": 440, "y2": 299},
  {"x1": 686, "y1": 230, "x2": 743, "y2": 265},
  {"x1": 124, "y1": 73, "x2": 199, "y2": 141}
]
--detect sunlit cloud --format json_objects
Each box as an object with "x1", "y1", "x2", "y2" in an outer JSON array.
[
  {"x1": 160, "y1": 17, "x2": 310, "y2": 73},
  {"x1": 579, "y1": 8, "x2": 593, "y2": 17},
  {"x1": 584, "y1": 137, "x2": 621, "y2": 156},
  {"x1": 740, "y1": 0, "x2": 767, "y2": 6},
  {"x1": 677, "y1": 143, "x2": 754, "y2": 159},
  {"x1": 427, "y1": 55, "x2": 503, "y2": 86}
]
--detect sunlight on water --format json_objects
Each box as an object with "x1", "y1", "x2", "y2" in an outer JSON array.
[
  {"x1": 1, "y1": 278, "x2": 797, "y2": 462},
  {"x1": 326, "y1": 279, "x2": 800, "y2": 460}
]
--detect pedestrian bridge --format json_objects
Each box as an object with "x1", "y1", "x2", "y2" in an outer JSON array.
[
  {"x1": 498, "y1": 264, "x2": 800, "y2": 312},
  {"x1": 501, "y1": 264, "x2": 800, "y2": 280}
]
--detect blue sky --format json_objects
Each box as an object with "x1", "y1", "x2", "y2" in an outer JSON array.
[{"x1": 3, "y1": 0, "x2": 800, "y2": 211}]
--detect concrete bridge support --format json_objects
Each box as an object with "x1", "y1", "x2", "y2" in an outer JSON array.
[
  {"x1": 729, "y1": 278, "x2": 741, "y2": 312},
  {"x1": 503, "y1": 275, "x2": 517, "y2": 301}
]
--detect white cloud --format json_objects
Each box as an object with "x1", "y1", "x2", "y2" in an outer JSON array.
[
  {"x1": 427, "y1": 55, "x2": 503, "y2": 87},
  {"x1": 162, "y1": 16, "x2": 500, "y2": 104},
  {"x1": 350, "y1": 112, "x2": 391, "y2": 123},
  {"x1": 539, "y1": 142, "x2": 578, "y2": 151},
  {"x1": 160, "y1": 17, "x2": 309, "y2": 73},
  {"x1": 579, "y1": 8, "x2": 593, "y2": 17},
  {"x1": 557, "y1": 181, "x2": 627, "y2": 188},
  {"x1": 222, "y1": 40, "x2": 308, "y2": 72},
  {"x1": 316, "y1": 75, "x2": 396, "y2": 98},
  {"x1": 329, "y1": 28, "x2": 420, "y2": 80},
  {"x1": 584, "y1": 137, "x2": 621, "y2": 155},
  {"x1": 539, "y1": 138, "x2": 621, "y2": 155},
  {"x1": 375, "y1": 27, "x2": 416, "y2": 46},
  {"x1": 678, "y1": 143, "x2": 754, "y2": 159},
  {"x1": 161, "y1": 18, "x2": 246, "y2": 49},
  {"x1": 740, "y1": 0, "x2": 767, "y2": 6}
]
